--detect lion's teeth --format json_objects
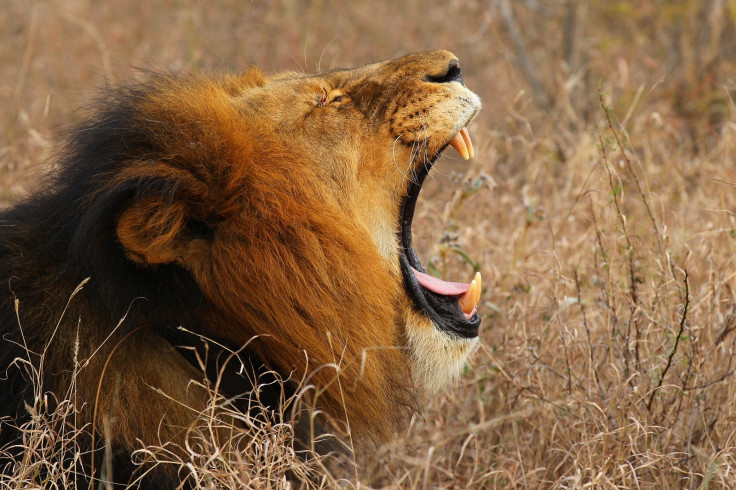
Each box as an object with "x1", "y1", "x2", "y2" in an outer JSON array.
[
  {"x1": 459, "y1": 271, "x2": 482, "y2": 316},
  {"x1": 459, "y1": 280, "x2": 477, "y2": 313},
  {"x1": 459, "y1": 272, "x2": 481, "y2": 314},
  {"x1": 460, "y1": 127, "x2": 474, "y2": 159},
  {"x1": 449, "y1": 132, "x2": 470, "y2": 160},
  {"x1": 463, "y1": 307, "x2": 477, "y2": 321},
  {"x1": 473, "y1": 271, "x2": 481, "y2": 304}
]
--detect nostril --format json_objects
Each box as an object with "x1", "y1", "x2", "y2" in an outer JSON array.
[{"x1": 425, "y1": 59, "x2": 463, "y2": 84}]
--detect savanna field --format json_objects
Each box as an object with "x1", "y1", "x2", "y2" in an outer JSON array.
[{"x1": 2, "y1": 1, "x2": 736, "y2": 488}]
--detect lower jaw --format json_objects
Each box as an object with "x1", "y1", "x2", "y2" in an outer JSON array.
[{"x1": 399, "y1": 254, "x2": 480, "y2": 340}]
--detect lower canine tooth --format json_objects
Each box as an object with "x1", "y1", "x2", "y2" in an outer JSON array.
[
  {"x1": 473, "y1": 271, "x2": 482, "y2": 305},
  {"x1": 459, "y1": 279, "x2": 478, "y2": 314},
  {"x1": 459, "y1": 271, "x2": 482, "y2": 317}
]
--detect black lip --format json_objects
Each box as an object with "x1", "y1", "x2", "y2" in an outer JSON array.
[{"x1": 398, "y1": 152, "x2": 480, "y2": 339}]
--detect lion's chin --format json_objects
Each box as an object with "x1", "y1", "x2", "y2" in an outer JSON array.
[{"x1": 402, "y1": 302, "x2": 480, "y2": 394}]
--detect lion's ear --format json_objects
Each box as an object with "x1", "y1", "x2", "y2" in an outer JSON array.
[{"x1": 117, "y1": 197, "x2": 212, "y2": 266}]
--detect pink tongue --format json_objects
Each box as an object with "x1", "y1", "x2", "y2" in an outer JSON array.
[{"x1": 410, "y1": 267, "x2": 470, "y2": 296}]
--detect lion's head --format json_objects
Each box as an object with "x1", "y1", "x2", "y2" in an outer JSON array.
[{"x1": 0, "y1": 50, "x2": 481, "y2": 484}]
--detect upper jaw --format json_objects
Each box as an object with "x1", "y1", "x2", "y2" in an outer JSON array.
[
  {"x1": 423, "y1": 92, "x2": 482, "y2": 162},
  {"x1": 450, "y1": 93, "x2": 482, "y2": 144}
]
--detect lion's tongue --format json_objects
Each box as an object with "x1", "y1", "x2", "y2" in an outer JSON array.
[
  {"x1": 410, "y1": 267, "x2": 482, "y2": 319},
  {"x1": 411, "y1": 267, "x2": 470, "y2": 295}
]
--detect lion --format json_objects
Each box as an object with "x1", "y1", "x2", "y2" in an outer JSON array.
[{"x1": 0, "y1": 50, "x2": 482, "y2": 487}]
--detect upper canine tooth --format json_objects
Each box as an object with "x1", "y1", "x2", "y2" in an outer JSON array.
[
  {"x1": 449, "y1": 132, "x2": 470, "y2": 160},
  {"x1": 460, "y1": 127, "x2": 474, "y2": 159}
]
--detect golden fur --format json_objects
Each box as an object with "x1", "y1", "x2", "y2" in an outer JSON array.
[{"x1": 0, "y1": 50, "x2": 481, "y2": 486}]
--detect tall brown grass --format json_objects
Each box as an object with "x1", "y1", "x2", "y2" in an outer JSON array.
[{"x1": 2, "y1": 0, "x2": 735, "y2": 487}]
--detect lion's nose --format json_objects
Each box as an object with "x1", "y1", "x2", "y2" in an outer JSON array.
[{"x1": 425, "y1": 59, "x2": 463, "y2": 85}]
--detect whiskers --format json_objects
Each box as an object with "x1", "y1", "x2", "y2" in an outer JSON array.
[{"x1": 392, "y1": 117, "x2": 433, "y2": 186}]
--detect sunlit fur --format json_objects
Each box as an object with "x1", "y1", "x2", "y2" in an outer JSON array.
[
  {"x1": 401, "y1": 297, "x2": 481, "y2": 393},
  {"x1": 0, "y1": 50, "x2": 480, "y2": 486}
]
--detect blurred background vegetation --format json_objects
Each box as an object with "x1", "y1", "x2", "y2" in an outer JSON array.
[
  {"x1": 2, "y1": 1, "x2": 736, "y2": 487},
  {"x1": 3, "y1": 1, "x2": 733, "y2": 199}
]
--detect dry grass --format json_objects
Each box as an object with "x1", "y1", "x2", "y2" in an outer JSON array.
[
  {"x1": 0, "y1": 325, "x2": 340, "y2": 488},
  {"x1": 2, "y1": 0, "x2": 736, "y2": 488}
]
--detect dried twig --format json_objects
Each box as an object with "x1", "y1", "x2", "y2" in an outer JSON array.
[
  {"x1": 553, "y1": 291, "x2": 573, "y2": 396},
  {"x1": 600, "y1": 92, "x2": 664, "y2": 255},
  {"x1": 574, "y1": 269, "x2": 605, "y2": 400},
  {"x1": 598, "y1": 132, "x2": 641, "y2": 374},
  {"x1": 648, "y1": 270, "x2": 689, "y2": 411}
]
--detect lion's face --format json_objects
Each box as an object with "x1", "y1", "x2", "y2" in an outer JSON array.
[
  {"x1": 115, "y1": 51, "x2": 481, "y2": 431},
  {"x1": 230, "y1": 50, "x2": 482, "y2": 390}
]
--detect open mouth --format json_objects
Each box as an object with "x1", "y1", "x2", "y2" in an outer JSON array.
[{"x1": 398, "y1": 128, "x2": 481, "y2": 339}]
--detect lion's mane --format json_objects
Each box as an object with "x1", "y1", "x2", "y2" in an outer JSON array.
[{"x1": 0, "y1": 51, "x2": 481, "y2": 487}]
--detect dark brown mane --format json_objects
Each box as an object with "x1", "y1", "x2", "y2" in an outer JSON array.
[{"x1": 0, "y1": 75, "x2": 237, "y2": 486}]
